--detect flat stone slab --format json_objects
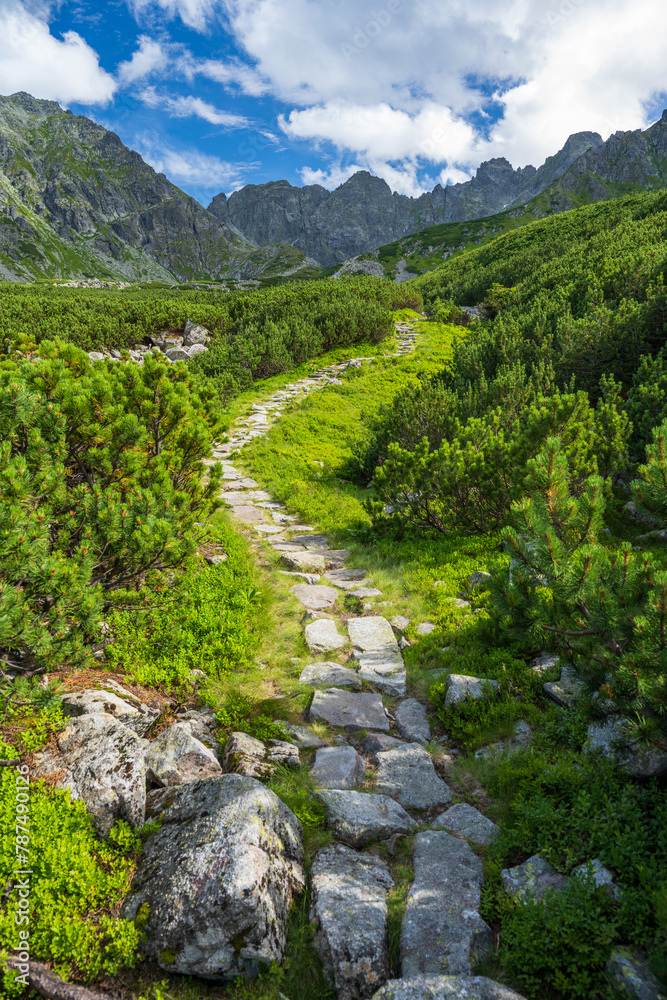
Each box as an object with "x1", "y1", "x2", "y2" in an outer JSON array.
[
  {"x1": 328, "y1": 577, "x2": 373, "y2": 591},
  {"x1": 290, "y1": 584, "x2": 338, "y2": 610},
  {"x1": 348, "y1": 616, "x2": 397, "y2": 651},
  {"x1": 315, "y1": 789, "x2": 417, "y2": 847},
  {"x1": 311, "y1": 844, "x2": 394, "y2": 1000},
  {"x1": 300, "y1": 662, "x2": 362, "y2": 690},
  {"x1": 305, "y1": 619, "x2": 347, "y2": 654},
  {"x1": 291, "y1": 534, "x2": 330, "y2": 549},
  {"x1": 371, "y1": 976, "x2": 529, "y2": 999},
  {"x1": 374, "y1": 744, "x2": 452, "y2": 810},
  {"x1": 501, "y1": 855, "x2": 568, "y2": 902},
  {"x1": 284, "y1": 551, "x2": 329, "y2": 572},
  {"x1": 433, "y1": 804, "x2": 499, "y2": 847},
  {"x1": 354, "y1": 648, "x2": 407, "y2": 697},
  {"x1": 254, "y1": 524, "x2": 285, "y2": 534},
  {"x1": 278, "y1": 721, "x2": 325, "y2": 748},
  {"x1": 223, "y1": 490, "x2": 273, "y2": 504},
  {"x1": 312, "y1": 746, "x2": 366, "y2": 789},
  {"x1": 279, "y1": 570, "x2": 320, "y2": 583},
  {"x1": 230, "y1": 504, "x2": 268, "y2": 524},
  {"x1": 544, "y1": 664, "x2": 584, "y2": 708},
  {"x1": 391, "y1": 616, "x2": 411, "y2": 633},
  {"x1": 401, "y1": 831, "x2": 493, "y2": 977},
  {"x1": 415, "y1": 622, "x2": 436, "y2": 636},
  {"x1": 358, "y1": 733, "x2": 406, "y2": 756},
  {"x1": 325, "y1": 568, "x2": 368, "y2": 582},
  {"x1": 309, "y1": 690, "x2": 389, "y2": 732},
  {"x1": 272, "y1": 542, "x2": 307, "y2": 552},
  {"x1": 351, "y1": 588, "x2": 383, "y2": 598},
  {"x1": 444, "y1": 674, "x2": 500, "y2": 709},
  {"x1": 395, "y1": 699, "x2": 431, "y2": 744},
  {"x1": 221, "y1": 477, "x2": 259, "y2": 490}
]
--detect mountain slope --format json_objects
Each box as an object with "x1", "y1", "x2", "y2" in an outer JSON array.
[
  {"x1": 0, "y1": 92, "x2": 321, "y2": 284},
  {"x1": 208, "y1": 132, "x2": 604, "y2": 267}
]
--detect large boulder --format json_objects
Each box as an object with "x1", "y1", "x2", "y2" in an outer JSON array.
[
  {"x1": 122, "y1": 775, "x2": 305, "y2": 977},
  {"x1": 401, "y1": 831, "x2": 493, "y2": 977},
  {"x1": 60, "y1": 686, "x2": 159, "y2": 736},
  {"x1": 34, "y1": 714, "x2": 146, "y2": 837},
  {"x1": 315, "y1": 789, "x2": 417, "y2": 847},
  {"x1": 311, "y1": 844, "x2": 394, "y2": 1000},
  {"x1": 300, "y1": 662, "x2": 363, "y2": 690},
  {"x1": 370, "y1": 976, "x2": 528, "y2": 999},
  {"x1": 145, "y1": 722, "x2": 222, "y2": 787},
  {"x1": 586, "y1": 717, "x2": 667, "y2": 778}
]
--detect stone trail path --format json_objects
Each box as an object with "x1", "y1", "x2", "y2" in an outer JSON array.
[{"x1": 210, "y1": 319, "x2": 509, "y2": 999}]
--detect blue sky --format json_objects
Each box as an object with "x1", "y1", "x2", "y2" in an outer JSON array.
[{"x1": 1, "y1": 0, "x2": 667, "y2": 207}]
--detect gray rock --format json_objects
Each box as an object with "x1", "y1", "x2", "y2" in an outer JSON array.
[
  {"x1": 467, "y1": 572, "x2": 491, "y2": 590},
  {"x1": 401, "y1": 831, "x2": 493, "y2": 977},
  {"x1": 329, "y1": 578, "x2": 374, "y2": 591},
  {"x1": 33, "y1": 713, "x2": 146, "y2": 837},
  {"x1": 182, "y1": 319, "x2": 209, "y2": 345},
  {"x1": 351, "y1": 588, "x2": 383, "y2": 599},
  {"x1": 433, "y1": 804, "x2": 499, "y2": 847},
  {"x1": 283, "y1": 551, "x2": 329, "y2": 572},
  {"x1": 205, "y1": 553, "x2": 228, "y2": 566},
  {"x1": 278, "y1": 570, "x2": 321, "y2": 584},
  {"x1": 312, "y1": 746, "x2": 366, "y2": 789},
  {"x1": 122, "y1": 775, "x2": 305, "y2": 977},
  {"x1": 501, "y1": 855, "x2": 568, "y2": 901},
  {"x1": 278, "y1": 721, "x2": 326, "y2": 748},
  {"x1": 310, "y1": 844, "x2": 394, "y2": 1000},
  {"x1": 60, "y1": 686, "x2": 159, "y2": 736},
  {"x1": 444, "y1": 675, "x2": 500, "y2": 709},
  {"x1": 572, "y1": 858, "x2": 619, "y2": 898},
  {"x1": 395, "y1": 699, "x2": 431, "y2": 744},
  {"x1": 186, "y1": 343, "x2": 208, "y2": 357},
  {"x1": 530, "y1": 652, "x2": 560, "y2": 675},
  {"x1": 315, "y1": 789, "x2": 417, "y2": 847},
  {"x1": 305, "y1": 619, "x2": 347, "y2": 654},
  {"x1": 473, "y1": 721, "x2": 533, "y2": 760},
  {"x1": 375, "y1": 744, "x2": 452, "y2": 810},
  {"x1": 390, "y1": 616, "x2": 411, "y2": 634},
  {"x1": 145, "y1": 723, "x2": 222, "y2": 787},
  {"x1": 290, "y1": 584, "x2": 339, "y2": 610},
  {"x1": 415, "y1": 622, "x2": 436, "y2": 636},
  {"x1": 309, "y1": 689, "x2": 390, "y2": 732},
  {"x1": 348, "y1": 616, "x2": 397, "y2": 651},
  {"x1": 358, "y1": 733, "x2": 406, "y2": 756},
  {"x1": 291, "y1": 533, "x2": 330, "y2": 549},
  {"x1": 300, "y1": 662, "x2": 362, "y2": 690},
  {"x1": 370, "y1": 976, "x2": 529, "y2": 999},
  {"x1": 605, "y1": 947, "x2": 667, "y2": 1000},
  {"x1": 88, "y1": 351, "x2": 105, "y2": 362},
  {"x1": 302, "y1": 609, "x2": 336, "y2": 623},
  {"x1": 165, "y1": 347, "x2": 190, "y2": 362},
  {"x1": 325, "y1": 568, "x2": 368, "y2": 583},
  {"x1": 222, "y1": 732, "x2": 299, "y2": 778},
  {"x1": 544, "y1": 664, "x2": 584, "y2": 708},
  {"x1": 354, "y1": 647, "x2": 407, "y2": 697},
  {"x1": 586, "y1": 716, "x2": 667, "y2": 778}
]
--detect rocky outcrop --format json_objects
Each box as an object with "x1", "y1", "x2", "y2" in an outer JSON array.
[
  {"x1": 144, "y1": 722, "x2": 222, "y2": 787},
  {"x1": 221, "y1": 732, "x2": 300, "y2": 777},
  {"x1": 370, "y1": 977, "x2": 528, "y2": 1000},
  {"x1": 60, "y1": 685, "x2": 159, "y2": 735},
  {"x1": 122, "y1": 775, "x2": 305, "y2": 977}
]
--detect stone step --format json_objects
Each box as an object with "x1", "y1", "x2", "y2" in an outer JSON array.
[
  {"x1": 309, "y1": 688, "x2": 388, "y2": 731},
  {"x1": 315, "y1": 789, "x2": 417, "y2": 847}
]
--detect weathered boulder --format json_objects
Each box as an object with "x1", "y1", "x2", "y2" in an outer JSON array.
[
  {"x1": 401, "y1": 832, "x2": 493, "y2": 977},
  {"x1": 467, "y1": 571, "x2": 491, "y2": 590},
  {"x1": 182, "y1": 319, "x2": 209, "y2": 346},
  {"x1": 309, "y1": 689, "x2": 389, "y2": 732},
  {"x1": 605, "y1": 947, "x2": 666, "y2": 1000},
  {"x1": 354, "y1": 647, "x2": 407, "y2": 697},
  {"x1": 586, "y1": 717, "x2": 667, "y2": 778},
  {"x1": 186, "y1": 343, "x2": 207, "y2": 357},
  {"x1": 311, "y1": 844, "x2": 394, "y2": 1000},
  {"x1": 145, "y1": 722, "x2": 221, "y2": 787},
  {"x1": 395, "y1": 699, "x2": 431, "y2": 744},
  {"x1": 278, "y1": 721, "x2": 326, "y2": 748},
  {"x1": 300, "y1": 662, "x2": 362, "y2": 690},
  {"x1": 290, "y1": 584, "x2": 339, "y2": 610},
  {"x1": 222, "y1": 732, "x2": 299, "y2": 778},
  {"x1": 348, "y1": 616, "x2": 397, "y2": 651},
  {"x1": 370, "y1": 976, "x2": 528, "y2": 999},
  {"x1": 352, "y1": 587, "x2": 383, "y2": 598},
  {"x1": 34, "y1": 713, "x2": 146, "y2": 837},
  {"x1": 390, "y1": 616, "x2": 411, "y2": 634},
  {"x1": 122, "y1": 775, "x2": 305, "y2": 977},
  {"x1": 415, "y1": 622, "x2": 436, "y2": 637},
  {"x1": 501, "y1": 855, "x2": 568, "y2": 902},
  {"x1": 433, "y1": 804, "x2": 499, "y2": 847},
  {"x1": 572, "y1": 859, "x2": 618, "y2": 898},
  {"x1": 444, "y1": 675, "x2": 500, "y2": 709},
  {"x1": 530, "y1": 651, "x2": 560, "y2": 675},
  {"x1": 325, "y1": 568, "x2": 368, "y2": 583},
  {"x1": 60, "y1": 686, "x2": 159, "y2": 736},
  {"x1": 315, "y1": 789, "x2": 417, "y2": 847},
  {"x1": 305, "y1": 619, "x2": 347, "y2": 653},
  {"x1": 543, "y1": 664, "x2": 584, "y2": 708},
  {"x1": 312, "y1": 746, "x2": 366, "y2": 789},
  {"x1": 165, "y1": 347, "x2": 190, "y2": 363},
  {"x1": 358, "y1": 733, "x2": 406, "y2": 756},
  {"x1": 374, "y1": 744, "x2": 452, "y2": 810},
  {"x1": 292, "y1": 533, "x2": 330, "y2": 549}
]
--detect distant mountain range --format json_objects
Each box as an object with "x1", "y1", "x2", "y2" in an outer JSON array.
[{"x1": 1, "y1": 90, "x2": 667, "y2": 284}]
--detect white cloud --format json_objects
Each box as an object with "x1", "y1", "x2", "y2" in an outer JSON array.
[
  {"x1": 117, "y1": 36, "x2": 169, "y2": 84},
  {"x1": 0, "y1": 0, "x2": 115, "y2": 105},
  {"x1": 136, "y1": 135, "x2": 245, "y2": 189},
  {"x1": 129, "y1": 0, "x2": 217, "y2": 32},
  {"x1": 300, "y1": 163, "x2": 364, "y2": 189},
  {"x1": 138, "y1": 87, "x2": 250, "y2": 127}
]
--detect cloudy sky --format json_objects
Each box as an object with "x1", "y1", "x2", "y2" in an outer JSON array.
[{"x1": 1, "y1": 0, "x2": 667, "y2": 204}]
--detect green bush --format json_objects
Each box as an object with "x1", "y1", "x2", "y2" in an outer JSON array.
[
  {"x1": 0, "y1": 752, "x2": 142, "y2": 994},
  {"x1": 0, "y1": 342, "x2": 221, "y2": 676}
]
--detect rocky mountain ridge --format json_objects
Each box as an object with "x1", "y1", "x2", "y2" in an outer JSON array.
[{"x1": 0, "y1": 91, "x2": 320, "y2": 283}]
